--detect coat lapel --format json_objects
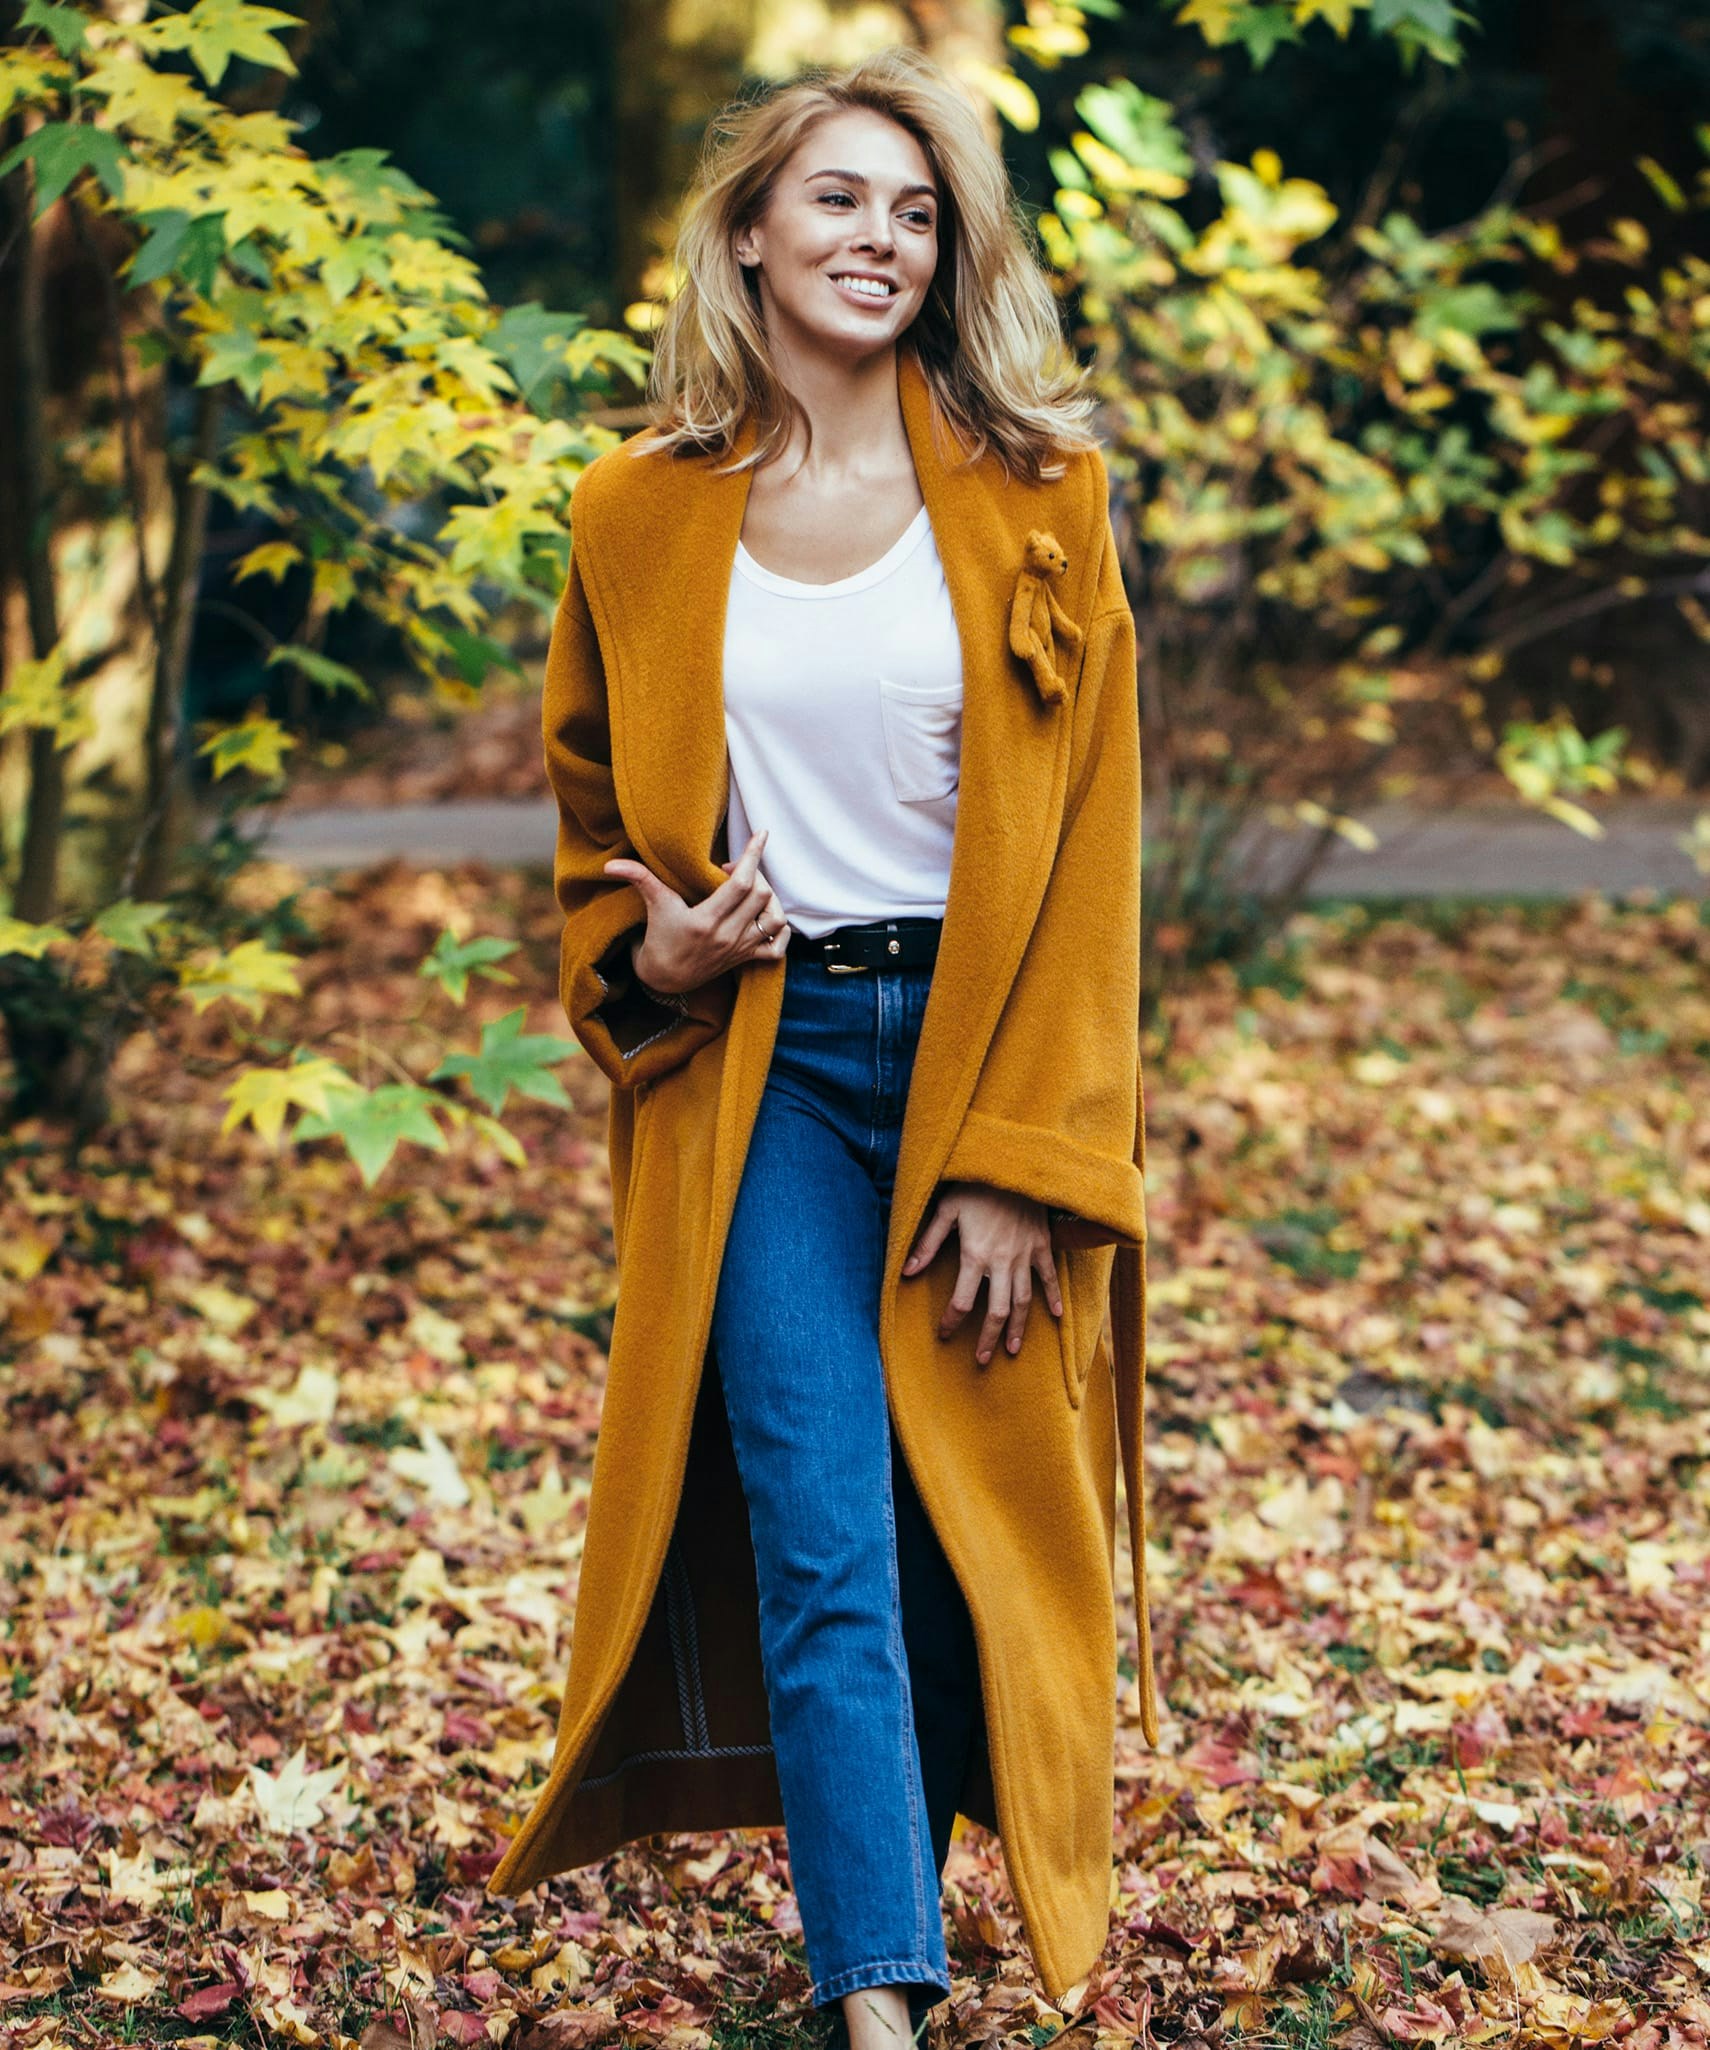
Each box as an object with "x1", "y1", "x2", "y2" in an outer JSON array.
[
  {"x1": 580, "y1": 415, "x2": 757, "y2": 909},
  {"x1": 577, "y1": 346, "x2": 1081, "y2": 1249},
  {"x1": 888, "y1": 353, "x2": 1077, "y2": 1259}
]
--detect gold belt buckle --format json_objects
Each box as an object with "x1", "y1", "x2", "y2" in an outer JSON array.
[{"x1": 821, "y1": 935, "x2": 870, "y2": 973}]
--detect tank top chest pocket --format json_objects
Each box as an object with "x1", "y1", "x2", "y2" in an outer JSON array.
[{"x1": 877, "y1": 675, "x2": 963, "y2": 804}]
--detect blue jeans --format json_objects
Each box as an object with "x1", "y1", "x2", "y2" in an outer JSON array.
[{"x1": 710, "y1": 951, "x2": 984, "y2": 2011}]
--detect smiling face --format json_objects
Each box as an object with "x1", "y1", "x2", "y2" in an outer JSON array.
[{"x1": 734, "y1": 106, "x2": 942, "y2": 367}]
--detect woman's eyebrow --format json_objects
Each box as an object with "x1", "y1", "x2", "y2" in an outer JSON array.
[{"x1": 804, "y1": 167, "x2": 938, "y2": 201}]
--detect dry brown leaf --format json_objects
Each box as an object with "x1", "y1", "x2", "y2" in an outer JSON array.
[{"x1": 1425, "y1": 1893, "x2": 1560, "y2": 1979}]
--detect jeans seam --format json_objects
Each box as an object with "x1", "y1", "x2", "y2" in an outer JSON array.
[
  {"x1": 869, "y1": 972, "x2": 884, "y2": 1159},
  {"x1": 883, "y1": 1431, "x2": 932, "y2": 1968},
  {"x1": 877, "y1": 980, "x2": 934, "y2": 1973}
]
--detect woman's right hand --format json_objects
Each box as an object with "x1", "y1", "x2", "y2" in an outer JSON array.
[{"x1": 603, "y1": 829, "x2": 790, "y2": 996}]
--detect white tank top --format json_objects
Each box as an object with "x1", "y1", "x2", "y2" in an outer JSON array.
[{"x1": 721, "y1": 504, "x2": 963, "y2": 941}]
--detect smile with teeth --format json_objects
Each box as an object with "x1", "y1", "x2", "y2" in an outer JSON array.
[{"x1": 831, "y1": 273, "x2": 897, "y2": 301}]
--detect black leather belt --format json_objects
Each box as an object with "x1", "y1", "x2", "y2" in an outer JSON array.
[{"x1": 787, "y1": 916, "x2": 942, "y2": 973}]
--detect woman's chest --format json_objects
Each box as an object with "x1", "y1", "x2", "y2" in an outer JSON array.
[
  {"x1": 721, "y1": 537, "x2": 965, "y2": 801},
  {"x1": 722, "y1": 527, "x2": 961, "y2": 712}
]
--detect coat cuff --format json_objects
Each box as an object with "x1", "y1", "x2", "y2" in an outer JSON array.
[
  {"x1": 939, "y1": 1111, "x2": 1146, "y2": 1248},
  {"x1": 562, "y1": 885, "x2": 734, "y2": 1090}
]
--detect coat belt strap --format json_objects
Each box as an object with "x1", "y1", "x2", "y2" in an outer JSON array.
[{"x1": 1111, "y1": 1066, "x2": 1160, "y2": 1748}]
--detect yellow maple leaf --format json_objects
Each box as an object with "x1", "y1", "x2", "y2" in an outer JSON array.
[
  {"x1": 312, "y1": 556, "x2": 359, "y2": 610},
  {"x1": 1295, "y1": 0, "x2": 1358, "y2": 31},
  {"x1": 185, "y1": 1281, "x2": 257, "y2": 1331},
  {"x1": 84, "y1": 49, "x2": 212, "y2": 143},
  {"x1": 0, "y1": 47, "x2": 69, "y2": 125},
  {"x1": 1176, "y1": 0, "x2": 1245, "y2": 43},
  {"x1": 196, "y1": 715, "x2": 296, "y2": 780},
  {"x1": 96, "y1": 1962, "x2": 162, "y2": 2004},
  {"x1": 233, "y1": 539, "x2": 303, "y2": 583},
  {"x1": 385, "y1": 230, "x2": 485, "y2": 299},
  {"x1": 513, "y1": 1459, "x2": 589, "y2": 1540},
  {"x1": 0, "y1": 915, "x2": 73, "y2": 959},
  {"x1": 249, "y1": 1363, "x2": 340, "y2": 1429},
  {"x1": 142, "y1": 0, "x2": 301, "y2": 90},
  {"x1": 179, "y1": 938, "x2": 302, "y2": 1019},
  {"x1": 0, "y1": 644, "x2": 94, "y2": 747},
  {"x1": 221, "y1": 1055, "x2": 349, "y2": 1141},
  {"x1": 956, "y1": 58, "x2": 1039, "y2": 133},
  {"x1": 433, "y1": 334, "x2": 517, "y2": 405}
]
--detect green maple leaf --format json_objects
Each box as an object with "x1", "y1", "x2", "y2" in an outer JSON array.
[
  {"x1": 317, "y1": 147, "x2": 432, "y2": 213},
  {"x1": 1075, "y1": 80, "x2": 1194, "y2": 185},
  {"x1": 0, "y1": 121, "x2": 127, "y2": 216},
  {"x1": 429, "y1": 1007, "x2": 577, "y2": 1117},
  {"x1": 295, "y1": 1083, "x2": 448, "y2": 1187},
  {"x1": 442, "y1": 627, "x2": 522, "y2": 691},
  {"x1": 1416, "y1": 283, "x2": 1522, "y2": 343},
  {"x1": 488, "y1": 301, "x2": 588, "y2": 408},
  {"x1": 418, "y1": 931, "x2": 519, "y2": 1006},
  {"x1": 1371, "y1": 0, "x2": 1457, "y2": 35},
  {"x1": 265, "y1": 644, "x2": 370, "y2": 700},
  {"x1": 20, "y1": 0, "x2": 88, "y2": 59},
  {"x1": 1230, "y1": 5, "x2": 1303, "y2": 64},
  {"x1": 92, "y1": 900, "x2": 171, "y2": 955},
  {"x1": 130, "y1": 209, "x2": 193, "y2": 288},
  {"x1": 196, "y1": 325, "x2": 278, "y2": 403}
]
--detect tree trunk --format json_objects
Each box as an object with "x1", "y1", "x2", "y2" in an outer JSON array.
[
  {"x1": 130, "y1": 384, "x2": 222, "y2": 902},
  {"x1": 2, "y1": 126, "x2": 66, "y2": 924}
]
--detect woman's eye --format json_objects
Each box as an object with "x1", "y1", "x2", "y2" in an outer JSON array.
[{"x1": 819, "y1": 191, "x2": 855, "y2": 207}]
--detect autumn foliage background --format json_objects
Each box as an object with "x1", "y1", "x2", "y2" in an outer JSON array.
[{"x1": 1, "y1": 3, "x2": 1709, "y2": 2048}]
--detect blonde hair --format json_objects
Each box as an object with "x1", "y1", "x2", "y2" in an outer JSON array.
[{"x1": 643, "y1": 46, "x2": 1097, "y2": 483}]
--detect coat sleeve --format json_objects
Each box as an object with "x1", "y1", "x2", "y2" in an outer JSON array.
[
  {"x1": 542, "y1": 546, "x2": 735, "y2": 1090},
  {"x1": 938, "y1": 492, "x2": 1160, "y2": 1747},
  {"x1": 939, "y1": 500, "x2": 1145, "y2": 1251}
]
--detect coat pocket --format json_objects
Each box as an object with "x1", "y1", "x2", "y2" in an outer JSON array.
[
  {"x1": 1056, "y1": 1242, "x2": 1115, "y2": 1409},
  {"x1": 877, "y1": 675, "x2": 962, "y2": 804},
  {"x1": 1057, "y1": 1252, "x2": 1083, "y2": 1408}
]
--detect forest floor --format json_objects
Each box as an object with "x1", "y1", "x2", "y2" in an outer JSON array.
[{"x1": 2, "y1": 866, "x2": 1709, "y2": 2050}]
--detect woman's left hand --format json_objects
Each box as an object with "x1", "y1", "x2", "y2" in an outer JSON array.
[{"x1": 902, "y1": 1180, "x2": 1063, "y2": 1364}]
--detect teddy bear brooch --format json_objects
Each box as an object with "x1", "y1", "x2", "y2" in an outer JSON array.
[{"x1": 1008, "y1": 529, "x2": 1084, "y2": 707}]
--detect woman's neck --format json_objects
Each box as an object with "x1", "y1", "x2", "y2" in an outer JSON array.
[{"x1": 764, "y1": 338, "x2": 912, "y2": 482}]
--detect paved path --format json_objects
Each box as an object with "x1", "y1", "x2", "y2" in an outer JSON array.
[{"x1": 251, "y1": 796, "x2": 1709, "y2": 899}]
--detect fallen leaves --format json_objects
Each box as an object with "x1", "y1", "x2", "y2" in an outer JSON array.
[
  {"x1": 249, "y1": 1749, "x2": 347, "y2": 1836},
  {"x1": 388, "y1": 1420, "x2": 474, "y2": 1508},
  {"x1": 3, "y1": 881, "x2": 1709, "y2": 2046}
]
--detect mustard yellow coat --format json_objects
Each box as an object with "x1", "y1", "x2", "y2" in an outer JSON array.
[{"x1": 487, "y1": 346, "x2": 1157, "y2": 2000}]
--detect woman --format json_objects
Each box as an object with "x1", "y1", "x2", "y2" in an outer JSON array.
[{"x1": 486, "y1": 46, "x2": 1158, "y2": 2049}]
